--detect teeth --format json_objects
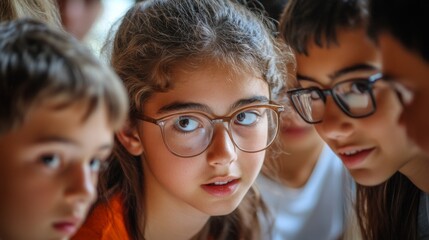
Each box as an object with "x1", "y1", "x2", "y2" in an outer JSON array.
[
  {"x1": 213, "y1": 181, "x2": 229, "y2": 185},
  {"x1": 342, "y1": 150, "x2": 361, "y2": 156}
]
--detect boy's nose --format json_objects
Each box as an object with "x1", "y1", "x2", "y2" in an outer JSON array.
[
  {"x1": 65, "y1": 163, "x2": 97, "y2": 205},
  {"x1": 319, "y1": 97, "x2": 354, "y2": 140}
]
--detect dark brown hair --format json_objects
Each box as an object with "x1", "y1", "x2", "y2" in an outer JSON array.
[
  {"x1": 278, "y1": 0, "x2": 422, "y2": 239},
  {"x1": 356, "y1": 172, "x2": 420, "y2": 240},
  {"x1": 0, "y1": 19, "x2": 128, "y2": 135},
  {"x1": 279, "y1": 0, "x2": 368, "y2": 56}
]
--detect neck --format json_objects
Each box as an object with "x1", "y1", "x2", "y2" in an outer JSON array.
[
  {"x1": 142, "y1": 170, "x2": 210, "y2": 240},
  {"x1": 400, "y1": 152, "x2": 429, "y2": 193},
  {"x1": 273, "y1": 142, "x2": 324, "y2": 188}
]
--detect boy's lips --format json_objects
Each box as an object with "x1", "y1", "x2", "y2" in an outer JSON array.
[
  {"x1": 52, "y1": 217, "x2": 82, "y2": 235},
  {"x1": 336, "y1": 146, "x2": 375, "y2": 169}
]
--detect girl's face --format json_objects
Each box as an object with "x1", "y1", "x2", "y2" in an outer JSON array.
[
  {"x1": 295, "y1": 28, "x2": 421, "y2": 186},
  {"x1": 133, "y1": 64, "x2": 269, "y2": 217},
  {"x1": 0, "y1": 101, "x2": 113, "y2": 240}
]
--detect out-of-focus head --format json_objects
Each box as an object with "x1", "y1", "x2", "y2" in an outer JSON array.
[
  {"x1": 0, "y1": 18, "x2": 127, "y2": 135},
  {"x1": 0, "y1": 0, "x2": 61, "y2": 28},
  {"x1": 57, "y1": 0, "x2": 102, "y2": 40},
  {"x1": 0, "y1": 18, "x2": 128, "y2": 240},
  {"x1": 368, "y1": 0, "x2": 429, "y2": 153}
]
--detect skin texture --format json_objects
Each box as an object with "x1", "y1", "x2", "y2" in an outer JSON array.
[
  {"x1": 0, "y1": 101, "x2": 114, "y2": 240},
  {"x1": 117, "y1": 64, "x2": 269, "y2": 240},
  {"x1": 378, "y1": 33, "x2": 429, "y2": 155},
  {"x1": 295, "y1": 28, "x2": 425, "y2": 187}
]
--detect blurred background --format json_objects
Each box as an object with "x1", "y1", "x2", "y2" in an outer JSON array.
[{"x1": 58, "y1": 0, "x2": 135, "y2": 56}]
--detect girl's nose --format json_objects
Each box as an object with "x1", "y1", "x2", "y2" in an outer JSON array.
[{"x1": 206, "y1": 124, "x2": 237, "y2": 167}]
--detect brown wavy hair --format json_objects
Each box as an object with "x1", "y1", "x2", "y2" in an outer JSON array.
[{"x1": 97, "y1": 0, "x2": 290, "y2": 239}]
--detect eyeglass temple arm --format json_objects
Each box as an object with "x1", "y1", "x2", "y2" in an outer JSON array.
[{"x1": 137, "y1": 114, "x2": 158, "y2": 124}]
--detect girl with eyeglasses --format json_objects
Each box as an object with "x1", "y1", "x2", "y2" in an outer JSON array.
[
  {"x1": 280, "y1": 0, "x2": 429, "y2": 239},
  {"x1": 72, "y1": 0, "x2": 290, "y2": 239}
]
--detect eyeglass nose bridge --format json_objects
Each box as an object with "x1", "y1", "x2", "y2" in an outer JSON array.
[
  {"x1": 209, "y1": 117, "x2": 236, "y2": 135},
  {"x1": 320, "y1": 88, "x2": 334, "y2": 99},
  {"x1": 207, "y1": 117, "x2": 238, "y2": 151},
  {"x1": 211, "y1": 117, "x2": 229, "y2": 124},
  {"x1": 210, "y1": 117, "x2": 233, "y2": 131}
]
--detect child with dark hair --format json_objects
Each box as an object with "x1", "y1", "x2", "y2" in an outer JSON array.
[
  {"x1": 280, "y1": 0, "x2": 429, "y2": 239},
  {"x1": 0, "y1": 18, "x2": 128, "y2": 240},
  {"x1": 368, "y1": 0, "x2": 429, "y2": 155}
]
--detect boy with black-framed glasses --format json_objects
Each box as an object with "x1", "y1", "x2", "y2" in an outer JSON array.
[{"x1": 280, "y1": 0, "x2": 429, "y2": 239}]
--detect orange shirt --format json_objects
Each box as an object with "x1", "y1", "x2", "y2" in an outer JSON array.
[{"x1": 72, "y1": 194, "x2": 130, "y2": 240}]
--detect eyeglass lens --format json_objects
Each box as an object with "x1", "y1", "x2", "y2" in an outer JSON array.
[
  {"x1": 290, "y1": 80, "x2": 376, "y2": 123},
  {"x1": 159, "y1": 106, "x2": 279, "y2": 157}
]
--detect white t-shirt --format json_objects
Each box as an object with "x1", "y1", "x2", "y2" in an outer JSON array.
[{"x1": 257, "y1": 145, "x2": 354, "y2": 240}]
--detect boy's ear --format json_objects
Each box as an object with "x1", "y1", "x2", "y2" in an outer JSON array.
[{"x1": 116, "y1": 121, "x2": 144, "y2": 156}]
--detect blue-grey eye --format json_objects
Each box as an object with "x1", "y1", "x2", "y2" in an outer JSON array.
[
  {"x1": 41, "y1": 154, "x2": 60, "y2": 168},
  {"x1": 174, "y1": 116, "x2": 200, "y2": 132},
  {"x1": 89, "y1": 158, "x2": 102, "y2": 171},
  {"x1": 234, "y1": 111, "x2": 258, "y2": 126}
]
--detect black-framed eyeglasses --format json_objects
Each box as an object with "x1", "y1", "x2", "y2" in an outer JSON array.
[
  {"x1": 286, "y1": 73, "x2": 382, "y2": 124},
  {"x1": 137, "y1": 103, "x2": 284, "y2": 158}
]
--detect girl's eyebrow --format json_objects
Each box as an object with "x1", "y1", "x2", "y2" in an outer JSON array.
[{"x1": 157, "y1": 96, "x2": 270, "y2": 115}]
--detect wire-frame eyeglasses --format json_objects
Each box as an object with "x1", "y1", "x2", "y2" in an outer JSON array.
[{"x1": 137, "y1": 103, "x2": 285, "y2": 158}]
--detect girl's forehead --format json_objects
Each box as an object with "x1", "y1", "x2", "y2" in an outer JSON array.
[{"x1": 142, "y1": 68, "x2": 270, "y2": 117}]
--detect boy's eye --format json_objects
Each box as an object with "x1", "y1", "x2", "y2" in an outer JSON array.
[
  {"x1": 89, "y1": 158, "x2": 108, "y2": 172},
  {"x1": 41, "y1": 154, "x2": 61, "y2": 168},
  {"x1": 350, "y1": 81, "x2": 370, "y2": 94}
]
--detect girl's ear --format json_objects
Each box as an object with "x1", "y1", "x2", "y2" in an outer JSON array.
[{"x1": 116, "y1": 120, "x2": 144, "y2": 156}]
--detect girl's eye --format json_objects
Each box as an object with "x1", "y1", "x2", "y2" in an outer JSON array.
[
  {"x1": 41, "y1": 154, "x2": 61, "y2": 169},
  {"x1": 89, "y1": 158, "x2": 102, "y2": 172},
  {"x1": 234, "y1": 111, "x2": 259, "y2": 126},
  {"x1": 174, "y1": 116, "x2": 200, "y2": 132}
]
